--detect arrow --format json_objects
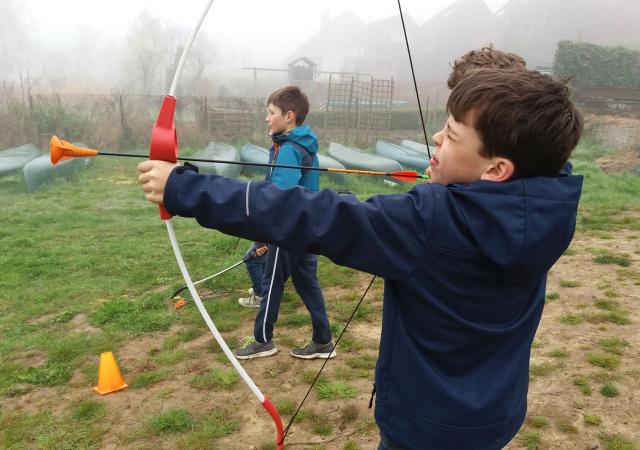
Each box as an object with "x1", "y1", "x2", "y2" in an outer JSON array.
[{"x1": 50, "y1": 135, "x2": 430, "y2": 183}]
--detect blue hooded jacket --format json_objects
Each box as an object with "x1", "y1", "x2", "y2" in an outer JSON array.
[
  {"x1": 164, "y1": 164, "x2": 583, "y2": 450},
  {"x1": 267, "y1": 124, "x2": 320, "y2": 192}
]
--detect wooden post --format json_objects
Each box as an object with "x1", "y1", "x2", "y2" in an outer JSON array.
[
  {"x1": 118, "y1": 95, "x2": 125, "y2": 129},
  {"x1": 389, "y1": 78, "x2": 394, "y2": 133},
  {"x1": 323, "y1": 72, "x2": 332, "y2": 133},
  {"x1": 203, "y1": 96, "x2": 209, "y2": 131},
  {"x1": 347, "y1": 77, "x2": 355, "y2": 143}
]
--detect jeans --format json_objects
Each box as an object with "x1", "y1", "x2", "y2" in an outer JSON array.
[
  {"x1": 254, "y1": 246, "x2": 331, "y2": 344},
  {"x1": 244, "y1": 243, "x2": 267, "y2": 298}
]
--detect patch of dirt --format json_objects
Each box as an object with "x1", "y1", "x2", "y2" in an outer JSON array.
[
  {"x1": 68, "y1": 313, "x2": 101, "y2": 334},
  {"x1": 585, "y1": 114, "x2": 640, "y2": 127},
  {"x1": 27, "y1": 313, "x2": 55, "y2": 325},
  {"x1": 596, "y1": 147, "x2": 640, "y2": 174},
  {"x1": 8, "y1": 350, "x2": 47, "y2": 368}
]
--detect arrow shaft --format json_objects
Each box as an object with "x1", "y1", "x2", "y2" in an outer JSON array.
[{"x1": 97, "y1": 151, "x2": 428, "y2": 180}]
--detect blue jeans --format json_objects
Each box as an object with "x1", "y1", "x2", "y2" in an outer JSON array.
[
  {"x1": 244, "y1": 243, "x2": 267, "y2": 298},
  {"x1": 254, "y1": 246, "x2": 331, "y2": 344}
]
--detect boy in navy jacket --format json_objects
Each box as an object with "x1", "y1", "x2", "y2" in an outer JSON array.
[
  {"x1": 138, "y1": 69, "x2": 583, "y2": 449},
  {"x1": 237, "y1": 86, "x2": 335, "y2": 360}
]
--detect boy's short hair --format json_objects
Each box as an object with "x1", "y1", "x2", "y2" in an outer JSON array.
[
  {"x1": 448, "y1": 45, "x2": 526, "y2": 89},
  {"x1": 268, "y1": 86, "x2": 310, "y2": 125},
  {"x1": 448, "y1": 68, "x2": 583, "y2": 179}
]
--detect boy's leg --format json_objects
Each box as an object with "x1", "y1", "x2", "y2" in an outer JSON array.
[
  {"x1": 290, "y1": 253, "x2": 335, "y2": 359},
  {"x1": 253, "y1": 246, "x2": 297, "y2": 342},
  {"x1": 236, "y1": 245, "x2": 291, "y2": 359},
  {"x1": 239, "y1": 243, "x2": 267, "y2": 307}
]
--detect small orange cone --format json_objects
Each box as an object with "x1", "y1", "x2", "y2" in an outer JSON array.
[{"x1": 94, "y1": 351, "x2": 128, "y2": 395}]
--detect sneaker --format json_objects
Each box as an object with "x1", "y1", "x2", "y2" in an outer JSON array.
[
  {"x1": 238, "y1": 291, "x2": 263, "y2": 308},
  {"x1": 235, "y1": 337, "x2": 278, "y2": 360},
  {"x1": 290, "y1": 341, "x2": 336, "y2": 360}
]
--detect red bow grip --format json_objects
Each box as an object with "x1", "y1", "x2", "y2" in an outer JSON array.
[{"x1": 149, "y1": 95, "x2": 178, "y2": 220}]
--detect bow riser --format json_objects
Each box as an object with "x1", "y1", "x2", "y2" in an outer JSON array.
[{"x1": 149, "y1": 95, "x2": 178, "y2": 220}]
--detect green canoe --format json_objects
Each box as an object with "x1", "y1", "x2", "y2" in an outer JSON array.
[
  {"x1": 23, "y1": 143, "x2": 92, "y2": 192},
  {"x1": 0, "y1": 144, "x2": 40, "y2": 177},
  {"x1": 317, "y1": 154, "x2": 346, "y2": 184},
  {"x1": 400, "y1": 139, "x2": 433, "y2": 156},
  {"x1": 328, "y1": 142, "x2": 402, "y2": 173},
  {"x1": 192, "y1": 142, "x2": 241, "y2": 178},
  {"x1": 240, "y1": 143, "x2": 269, "y2": 177},
  {"x1": 375, "y1": 140, "x2": 430, "y2": 172}
]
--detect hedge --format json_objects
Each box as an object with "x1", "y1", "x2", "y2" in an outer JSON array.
[{"x1": 553, "y1": 40, "x2": 640, "y2": 89}]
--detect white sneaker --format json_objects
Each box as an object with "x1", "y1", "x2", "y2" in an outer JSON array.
[{"x1": 238, "y1": 292, "x2": 262, "y2": 308}]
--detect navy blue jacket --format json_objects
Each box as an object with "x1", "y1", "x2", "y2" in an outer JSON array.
[
  {"x1": 164, "y1": 165, "x2": 582, "y2": 450},
  {"x1": 267, "y1": 124, "x2": 320, "y2": 191}
]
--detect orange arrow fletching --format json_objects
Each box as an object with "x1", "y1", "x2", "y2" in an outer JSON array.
[
  {"x1": 390, "y1": 171, "x2": 420, "y2": 182},
  {"x1": 50, "y1": 135, "x2": 99, "y2": 165}
]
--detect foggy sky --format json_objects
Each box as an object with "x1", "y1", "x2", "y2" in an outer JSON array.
[{"x1": 9, "y1": 0, "x2": 510, "y2": 68}]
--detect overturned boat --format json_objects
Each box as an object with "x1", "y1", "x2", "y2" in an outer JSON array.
[
  {"x1": 0, "y1": 144, "x2": 40, "y2": 177},
  {"x1": 192, "y1": 142, "x2": 241, "y2": 178},
  {"x1": 375, "y1": 140, "x2": 430, "y2": 172}
]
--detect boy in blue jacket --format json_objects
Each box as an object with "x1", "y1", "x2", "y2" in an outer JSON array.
[
  {"x1": 138, "y1": 69, "x2": 583, "y2": 449},
  {"x1": 236, "y1": 86, "x2": 334, "y2": 360}
]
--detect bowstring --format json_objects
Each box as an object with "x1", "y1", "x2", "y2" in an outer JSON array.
[
  {"x1": 397, "y1": 0, "x2": 431, "y2": 159},
  {"x1": 281, "y1": 275, "x2": 377, "y2": 441}
]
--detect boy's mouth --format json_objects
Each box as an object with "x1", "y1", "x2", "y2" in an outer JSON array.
[{"x1": 430, "y1": 156, "x2": 439, "y2": 168}]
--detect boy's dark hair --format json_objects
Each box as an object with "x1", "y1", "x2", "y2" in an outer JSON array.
[
  {"x1": 448, "y1": 44, "x2": 526, "y2": 89},
  {"x1": 268, "y1": 86, "x2": 310, "y2": 125},
  {"x1": 448, "y1": 68, "x2": 583, "y2": 179}
]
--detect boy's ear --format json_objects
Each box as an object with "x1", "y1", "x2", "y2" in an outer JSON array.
[
  {"x1": 285, "y1": 111, "x2": 295, "y2": 123},
  {"x1": 481, "y1": 157, "x2": 514, "y2": 182}
]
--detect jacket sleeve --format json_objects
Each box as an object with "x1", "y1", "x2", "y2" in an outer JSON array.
[
  {"x1": 269, "y1": 144, "x2": 301, "y2": 188},
  {"x1": 164, "y1": 169, "x2": 436, "y2": 280}
]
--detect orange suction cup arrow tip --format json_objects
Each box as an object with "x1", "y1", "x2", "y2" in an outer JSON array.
[{"x1": 50, "y1": 135, "x2": 99, "y2": 165}]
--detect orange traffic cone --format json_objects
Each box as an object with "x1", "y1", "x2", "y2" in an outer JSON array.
[{"x1": 94, "y1": 351, "x2": 128, "y2": 395}]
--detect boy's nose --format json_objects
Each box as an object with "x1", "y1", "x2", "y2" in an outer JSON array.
[{"x1": 432, "y1": 130, "x2": 443, "y2": 146}]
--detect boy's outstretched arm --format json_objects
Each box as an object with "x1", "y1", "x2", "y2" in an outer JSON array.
[{"x1": 138, "y1": 161, "x2": 434, "y2": 280}]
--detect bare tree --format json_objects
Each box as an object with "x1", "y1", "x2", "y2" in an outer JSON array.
[
  {"x1": 119, "y1": 11, "x2": 172, "y2": 95},
  {"x1": 181, "y1": 33, "x2": 218, "y2": 96}
]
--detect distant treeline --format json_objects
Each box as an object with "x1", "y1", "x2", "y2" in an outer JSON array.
[{"x1": 554, "y1": 41, "x2": 640, "y2": 89}]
